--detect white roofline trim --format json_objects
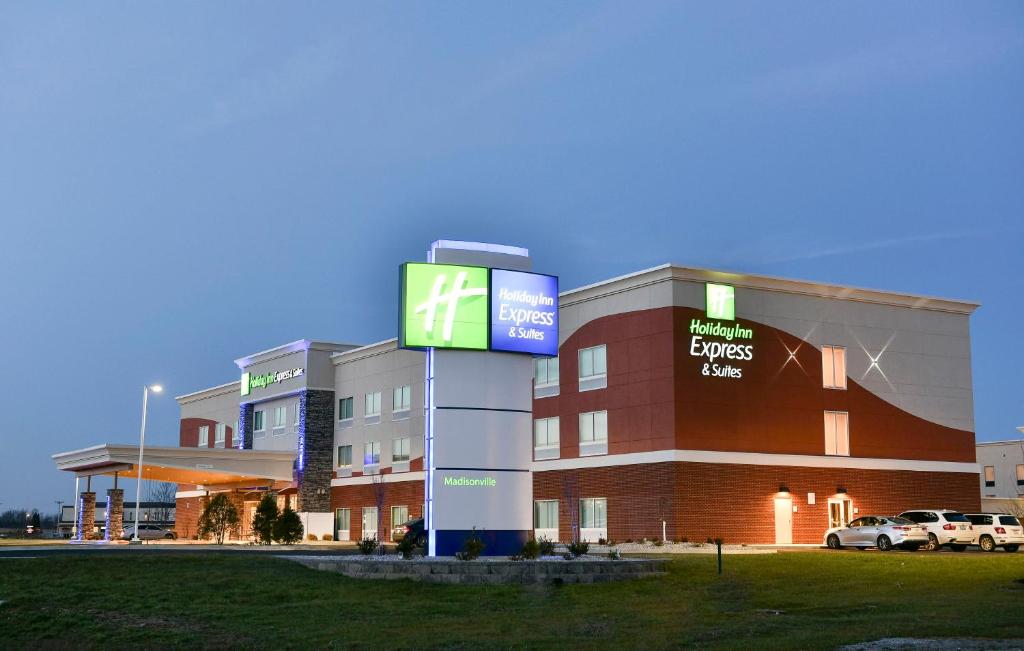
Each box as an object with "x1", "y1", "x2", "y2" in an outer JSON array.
[
  {"x1": 560, "y1": 264, "x2": 980, "y2": 314},
  {"x1": 176, "y1": 380, "x2": 241, "y2": 403}
]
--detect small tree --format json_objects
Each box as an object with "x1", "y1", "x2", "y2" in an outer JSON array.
[
  {"x1": 251, "y1": 493, "x2": 279, "y2": 545},
  {"x1": 272, "y1": 506, "x2": 304, "y2": 545},
  {"x1": 197, "y1": 494, "x2": 240, "y2": 544},
  {"x1": 30, "y1": 511, "x2": 41, "y2": 529}
]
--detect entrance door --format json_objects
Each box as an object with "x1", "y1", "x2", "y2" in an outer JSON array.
[
  {"x1": 828, "y1": 498, "x2": 853, "y2": 529},
  {"x1": 335, "y1": 508, "x2": 351, "y2": 541},
  {"x1": 774, "y1": 497, "x2": 793, "y2": 545},
  {"x1": 361, "y1": 507, "x2": 378, "y2": 541}
]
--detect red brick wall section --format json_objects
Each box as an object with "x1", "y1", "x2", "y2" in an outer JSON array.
[
  {"x1": 175, "y1": 497, "x2": 202, "y2": 540},
  {"x1": 534, "y1": 463, "x2": 980, "y2": 545},
  {"x1": 179, "y1": 417, "x2": 228, "y2": 449},
  {"x1": 330, "y1": 480, "x2": 424, "y2": 541}
]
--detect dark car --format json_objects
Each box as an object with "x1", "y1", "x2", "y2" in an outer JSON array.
[{"x1": 392, "y1": 518, "x2": 426, "y2": 547}]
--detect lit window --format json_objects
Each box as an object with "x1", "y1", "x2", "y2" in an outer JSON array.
[
  {"x1": 253, "y1": 410, "x2": 265, "y2": 436},
  {"x1": 198, "y1": 425, "x2": 209, "y2": 447},
  {"x1": 365, "y1": 392, "x2": 382, "y2": 418},
  {"x1": 824, "y1": 411, "x2": 850, "y2": 456},
  {"x1": 984, "y1": 465, "x2": 996, "y2": 487},
  {"x1": 337, "y1": 445, "x2": 352, "y2": 467},
  {"x1": 273, "y1": 406, "x2": 287, "y2": 430},
  {"x1": 534, "y1": 357, "x2": 560, "y2": 398},
  {"x1": 534, "y1": 500, "x2": 558, "y2": 530},
  {"x1": 534, "y1": 417, "x2": 560, "y2": 460},
  {"x1": 578, "y1": 345, "x2": 608, "y2": 391},
  {"x1": 293, "y1": 402, "x2": 300, "y2": 425},
  {"x1": 393, "y1": 385, "x2": 411, "y2": 416},
  {"x1": 822, "y1": 346, "x2": 847, "y2": 389},
  {"x1": 580, "y1": 497, "x2": 607, "y2": 529},
  {"x1": 363, "y1": 441, "x2": 381, "y2": 466},
  {"x1": 338, "y1": 397, "x2": 354, "y2": 421},
  {"x1": 392, "y1": 437, "x2": 410, "y2": 463},
  {"x1": 214, "y1": 423, "x2": 225, "y2": 446},
  {"x1": 391, "y1": 506, "x2": 409, "y2": 539}
]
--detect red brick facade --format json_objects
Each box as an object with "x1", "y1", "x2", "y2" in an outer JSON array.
[
  {"x1": 330, "y1": 479, "x2": 424, "y2": 541},
  {"x1": 535, "y1": 463, "x2": 980, "y2": 544}
]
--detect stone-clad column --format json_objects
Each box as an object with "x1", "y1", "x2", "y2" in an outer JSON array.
[
  {"x1": 77, "y1": 492, "x2": 96, "y2": 541},
  {"x1": 105, "y1": 489, "x2": 124, "y2": 541},
  {"x1": 297, "y1": 389, "x2": 334, "y2": 513},
  {"x1": 238, "y1": 403, "x2": 255, "y2": 450}
]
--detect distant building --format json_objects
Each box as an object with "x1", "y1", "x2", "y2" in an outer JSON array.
[{"x1": 976, "y1": 437, "x2": 1024, "y2": 513}]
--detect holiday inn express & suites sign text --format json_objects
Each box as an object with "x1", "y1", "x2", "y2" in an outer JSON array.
[{"x1": 399, "y1": 262, "x2": 558, "y2": 356}]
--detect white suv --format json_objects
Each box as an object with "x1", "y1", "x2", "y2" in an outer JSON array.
[
  {"x1": 964, "y1": 513, "x2": 1023, "y2": 552},
  {"x1": 897, "y1": 510, "x2": 974, "y2": 551}
]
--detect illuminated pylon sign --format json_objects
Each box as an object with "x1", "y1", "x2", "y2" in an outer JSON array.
[
  {"x1": 400, "y1": 263, "x2": 490, "y2": 350},
  {"x1": 706, "y1": 283, "x2": 736, "y2": 321}
]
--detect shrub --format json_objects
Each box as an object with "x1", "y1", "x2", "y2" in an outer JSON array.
[
  {"x1": 357, "y1": 537, "x2": 378, "y2": 555},
  {"x1": 608, "y1": 548, "x2": 622, "y2": 560},
  {"x1": 566, "y1": 540, "x2": 589, "y2": 558},
  {"x1": 508, "y1": 553, "x2": 524, "y2": 561},
  {"x1": 322, "y1": 534, "x2": 333, "y2": 541},
  {"x1": 271, "y1": 506, "x2": 304, "y2": 545},
  {"x1": 537, "y1": 536, "x2": 556, "y2": 556},
  {"x1": 250, "y1": 493, "x2": 278, "y2": 545},
  {"x1": 521, "y1": 538, "x2": 540, "y2": 560},
  {"x1": 197, "y1": 494, "x2": 240, "y2": 545},
  {"x1": 654, "y1": 539, "x2": 664, "y2": 547},
  {"x1": 678, "y1": 537, "x2": 689, "y2": 544},
  {"x1": 306, "y1": 533, "x2": 319, "y2": 541},
  {"x1": 455, "y1": 529, "x2": 485, "y2": 561},
  {"x1": 395, "y1": 534, "x2": 416, "y2": 560},
  {"x1": 597, "y1": 537, "x2": 609, "y2": 546}
]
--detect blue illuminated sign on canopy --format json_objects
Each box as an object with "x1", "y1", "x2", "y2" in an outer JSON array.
[{"x1": 489, "y1": 269, "x2": 559, "y2": 356}]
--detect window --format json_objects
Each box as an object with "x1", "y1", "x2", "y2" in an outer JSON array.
[
  {"x1": 393, "y1": 385, "x2": 411, "y2": 417},
  {"x1": 984, "y1": 465, "x2": 996, "y2": 487},
  {"x1": 391, "y1": 505, "x2": 409, "y2": 538},
  {"x1": 273, "y1": 406, "x2": 287, "y2": 432},
  {"x1": 579, "y1": 410, "x2": 608, "y2": 456},
  {"x1": 365, "y1": 391, "x2": 382, "y2": 420},
  {"x1": 392, "y1": 437, "x2": 411, "y2": 463},
  {"x1": 362, "y1": 507, "x2": 378, "y2": 540},
  {"x1": 999, "y1": 515, "x2": 1021, "y2": 527},
  {"x1": 1017, "y1": 464, "x2": 1024, "y2": 486},
  {"x1": 534, "y1": 357, "x2": 560, "y2": 398},
  {"x1": 821, "y1": 345, "x2": 847, "y2": 389},
  {"x1": 335, "y1": 508, "x2": 351, "y2": 541},
  {"x1": 214, "y1": 423, "x2": 225, "y2": 446},
  {"x1": 534, "y1": 417, "x2": 560, "y2": 460},
  {"x1": 363, "y1": 441, "x2": 381, "y2": 467},
  {"x1": 197, "y1": 425, "x2": 209, "y2": 447},
  {"x1": 338, "y1": 396, "x2": 354, "y2": 421},
  {"x1": 233, "y1": 420, "x2": 239, "y2": 446},
  {"x1": 534, "y1": 500, "x2": 558, "y2": 530},
  {"x1": 823, "y1": 411, "x2": 849, "y2": 456},
  {"x1": 578, "y1": 345, "x2": 607, "y2": 391},
  {"x1": 253, "y1": 410, "x2": 265, "y2": 437},
  {"x1": 337, "y1": 445, "x2": 352, "y2": 468},
  {"x1": 293, "y1": 402, "x2": 300, "y2": 425},
  {"x1": 580, "y1": 498, "x2": 607, "y2": 529}
]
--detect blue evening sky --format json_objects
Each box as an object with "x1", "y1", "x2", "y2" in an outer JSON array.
[{"x1": 1, "y1": 3, "x2": 1021, "y2": 510}]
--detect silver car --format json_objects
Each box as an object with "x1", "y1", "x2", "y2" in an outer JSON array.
[
  {"x1": 824, "y1": 515, "x2": 929, "y2": 551},
  {"x1": 121, "y1": 524, "x2": 176, "y2": 541}
]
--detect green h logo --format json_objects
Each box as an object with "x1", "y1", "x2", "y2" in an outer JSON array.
[
  {"x1": 401, "y1": 263, "x2": 489, "y2": 349},
  {"x1": 240, "y1": 372, "x2": 251, "y2": 397},
  {"x1": 706, "y1": 284, "x2": 735, "y2": 321}
]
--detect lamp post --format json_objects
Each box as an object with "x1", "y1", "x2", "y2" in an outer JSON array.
[{"x1": 132, "y1": 384, "x2": 163, "y2": 542}]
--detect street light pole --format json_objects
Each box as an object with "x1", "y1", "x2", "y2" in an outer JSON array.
[{"x1": 132, "y1": 384, "x2": 163, "y2": 542}]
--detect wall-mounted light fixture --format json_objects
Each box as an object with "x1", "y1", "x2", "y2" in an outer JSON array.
[
  {"x1": 778, "y1": 484, "x2": 790, "y2": 494},
  {"x1": 836, "y1": 487, "x2": 847, "y2": 495}
]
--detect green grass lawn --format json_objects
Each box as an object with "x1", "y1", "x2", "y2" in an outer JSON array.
[{"x1": 0, "y1": 551, "x2": 1022, "y2": 649}]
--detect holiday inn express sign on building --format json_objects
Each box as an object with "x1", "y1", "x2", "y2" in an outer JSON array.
[{"x1": 399, "y1": 262, "x2": 558, "y2": 356}]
